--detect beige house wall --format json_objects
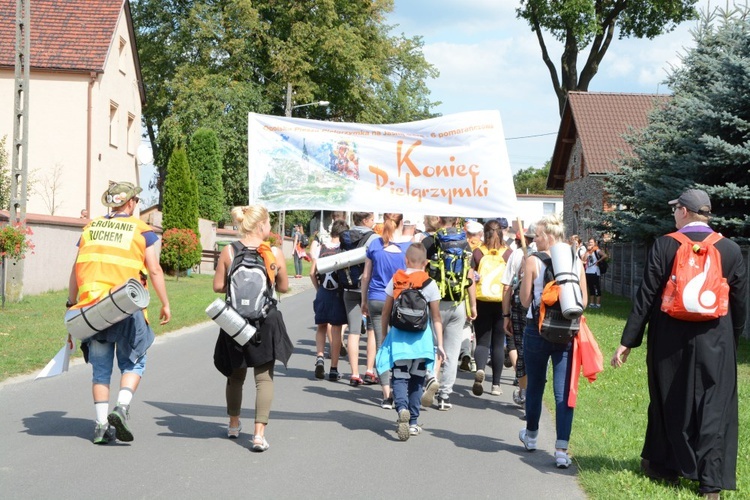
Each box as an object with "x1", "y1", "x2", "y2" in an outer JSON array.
[{"x1": 0, "y1": 8, "x2": 142, "y2": 220}]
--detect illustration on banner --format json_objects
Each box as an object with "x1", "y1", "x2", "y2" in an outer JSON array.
[{"x1": 258, "y1": 136, "x2": 359, "y2": 205}]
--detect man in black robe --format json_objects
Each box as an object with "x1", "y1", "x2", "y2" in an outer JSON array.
[{"x1": 611, "y1": 189, "x2": 747, "y2": 499}]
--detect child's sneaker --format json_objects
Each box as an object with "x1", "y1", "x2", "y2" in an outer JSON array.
[
  {"x1": 380, "y1": 397, "x2": 394, "y2": 410},
  {"x1": 396, "y1": 408, "x2": 410, "y2": 441},
  {"x1": 519, "y1": 428, "x2": 537, "y2": 451},
  {"x1": 421, "y1": 377, "x2": 438, "y2": 407},
  {"x1": 436, "y1": 396, "x2": 452, "y2": 411},
  {"x1": 328, "y1": 368, "x2": 341, "y2": 381},
  {"x1": 555, "y1": 450, "x2": 572, "y2": 469},
  {"x1": 409, "y1": 425, "x2": 422, "y2": 436},
  {"x1": 472, "y1": 370, "x2": 485, "y2": 396},
  {"x1": 314, "y1": 356, "x2": 325, "y2": 379}
]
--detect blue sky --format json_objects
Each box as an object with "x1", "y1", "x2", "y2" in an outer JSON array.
[{"x1": 388, "y1": 0, "x2": 713, "y2": 172}]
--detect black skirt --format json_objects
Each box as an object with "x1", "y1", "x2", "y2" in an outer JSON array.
[{"x1": 213, "y1": 307, "x2": 293, "y2": 377}]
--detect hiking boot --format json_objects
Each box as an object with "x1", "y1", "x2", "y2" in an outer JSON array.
[
  {"x1": 421, "y1": 377, "x2": 438, "y2": 407},
  {"x1": 381, "y1": 397, "x2": 394, "y2": 410},
  {"x1": 436, "y1": 396, "x2": 452, "y2": 411},
  {"x1": 519, "y1": 428, "x2": 537, "y2": 451},
  {"x1": 107, "y1": 405, "x2": 133, "y2": 442},
  {"x1": 459, "y1": 355, "x2": 472, "y2": 372},
  {"x1": 555, "y1": 450, "x2": 572, "y2": 469},
  {"x1": 396, "y1": 408, "x2": 410, "y2": 441},
  {"x1": 472, "y1": 370, "x2": 485, "y2": 396},
  {"x1": 93, "y1": 422, "x2": 115, "y2": 445},
  {"x1": 490, "y1": 385, "x2": 503, "y2": 396},
  {"x1": 314, "y1": 356, "x2": 325, "y2": 379}
]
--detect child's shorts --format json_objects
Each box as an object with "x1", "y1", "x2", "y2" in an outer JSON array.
[{"x1": 313, "y1": 287, "x2": 347, "y2": 325}]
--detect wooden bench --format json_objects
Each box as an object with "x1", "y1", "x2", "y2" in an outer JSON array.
[{"x1": 200, "y1": 249, "x2": 220, "y2": 271}]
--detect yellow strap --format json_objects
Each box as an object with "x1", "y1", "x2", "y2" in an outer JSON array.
[{"x1": 77, "y1": 252, "x2": 144, "y2": 270}]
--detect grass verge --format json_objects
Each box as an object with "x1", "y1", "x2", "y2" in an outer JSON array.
[{"x1": 571, "y1": 293, "x2": 748, "y2": 499}]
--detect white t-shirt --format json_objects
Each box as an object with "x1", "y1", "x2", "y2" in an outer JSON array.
[
  {"x1": 501, "y1": 247, "x2": 526, "y2": 287},
  {"x1": 385, "y1": 268, "x2": 441, "y2": 303}
]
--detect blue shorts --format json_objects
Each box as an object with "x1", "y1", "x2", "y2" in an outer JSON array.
[
  {"x1": 88, "y1": 338, "x2": 147, "y2": 384},
  {"x1": 313, "y1": 287, "x2": 347, "y2": 325}
]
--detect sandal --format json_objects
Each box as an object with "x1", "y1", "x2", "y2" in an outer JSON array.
[
  {"x1": 350, "y1": 375, "x2": 363, "y2": 386},
  {"x1": 251, "y1": 435, "x2": 270, "y2": 452},
  {"x1": 227, "y1": 421, "x2": 242, "y2": 439}
]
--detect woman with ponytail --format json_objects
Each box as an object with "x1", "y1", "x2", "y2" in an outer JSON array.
[
  {"x1": 212, "y1": 205, "x2": 291, "y2": 453},
  {"x1": 360, "y1": 213, "x2": 414, "y2": 409}
]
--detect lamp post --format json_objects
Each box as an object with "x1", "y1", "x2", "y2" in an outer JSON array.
[{"x1": 280, "y1": 83, "x2": 330, "y2": 238}]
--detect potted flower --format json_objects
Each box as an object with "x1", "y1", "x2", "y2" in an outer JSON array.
[{"x1": 1, "y1": 221, "x2": 34, "y2": 307}]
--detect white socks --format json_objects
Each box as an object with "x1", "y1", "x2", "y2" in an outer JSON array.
[
  {"x1": 117, "y1": 387, "x2": 134, "y2": 407},
  {"x1": 95, "y1": 402, "x2": 109, "y2": 424}
]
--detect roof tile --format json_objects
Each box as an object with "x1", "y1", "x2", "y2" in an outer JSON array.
[{"x1": 0, "y1": 0, "x2": 124, "y2": 72}]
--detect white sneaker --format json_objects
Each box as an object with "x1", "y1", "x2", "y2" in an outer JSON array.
[
  {"x1": 519, "y1": 428, "x2": 537, "y2": 451},
  {"x1": 555, "y1": 450, "x2": 572, "y2": 469}
]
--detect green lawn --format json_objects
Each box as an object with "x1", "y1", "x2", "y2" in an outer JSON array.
[
  {"x1": 1, "y1": 285, "x2": 746, "y2": 498},
  {"x1": 571, "y1": 293, "x2": 749, "y2": 499}
]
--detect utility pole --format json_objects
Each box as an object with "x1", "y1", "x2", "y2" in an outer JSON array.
[{"x1": 6, "y1": 0, "x2": 30, "y2": 302}]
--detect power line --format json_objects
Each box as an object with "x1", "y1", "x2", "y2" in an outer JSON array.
[{"x1": 506, "y1": 132, "x2": 558, "y2": 141}]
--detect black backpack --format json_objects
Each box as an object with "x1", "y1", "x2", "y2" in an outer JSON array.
[
  {"x1": 227, "y1": 242, "x2": 276, "y2": 324},
  {"x1": 300, "y1": 233, "x2": 309, "y2": 248},
  {"x1": 391, "y1": 278, "x2": 432, "y2": 332},
  {"x1": 532, "y1": 253, "x2": 580, "y2": 344},
  {"x1": 337, "y1": 229, "x2": 374, "y2": 289}
]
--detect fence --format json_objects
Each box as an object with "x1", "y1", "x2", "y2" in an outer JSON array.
[{"x1": 601, "y1": 242, "x2": 750, "y2": 339}]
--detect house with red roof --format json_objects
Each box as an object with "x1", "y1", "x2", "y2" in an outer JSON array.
[
  {"x1": 547, "y1": 91, "x2": 668, "y2": 239},
  {"x1": 0, "y1": 0, "x2": 145, "y2": 218}
]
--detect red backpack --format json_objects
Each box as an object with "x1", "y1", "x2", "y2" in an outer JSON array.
[{"x1": 660, "y1": 232, "x2": 729, "y2": 321}]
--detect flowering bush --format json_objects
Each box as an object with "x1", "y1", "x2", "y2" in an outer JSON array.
[
  {"x1": 160, "y1": 228, "x2": 202, "y2": 277},
  {"x1": 267, "y1": 231, "x2": 281, "y2": 248},
  {"x1": 0, "y1": 221, "x2": 34, "y2": 260}
]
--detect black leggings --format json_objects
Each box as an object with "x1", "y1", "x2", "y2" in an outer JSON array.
[{"x1": 473, "y1": 300, "x2": 505, "y2": 385}]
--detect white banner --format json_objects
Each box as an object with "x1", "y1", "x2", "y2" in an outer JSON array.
[{"x1": 248, "y1": 111, "x2": 518, "y2": 218}]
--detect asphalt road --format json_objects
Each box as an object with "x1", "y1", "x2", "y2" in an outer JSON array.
[{"x1": 0, "y1": 284, "x2": 586, "y2": 500}]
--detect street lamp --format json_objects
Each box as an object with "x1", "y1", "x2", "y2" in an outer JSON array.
[{"x1": 292, "y1": 100, "x2": 330, "y2": 112}]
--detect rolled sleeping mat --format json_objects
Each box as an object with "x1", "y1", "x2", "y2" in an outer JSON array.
[
  {"x1": 205, "y1": 298, "x2": 258, "y2": 347},
  {"x1": 550, "y1": 242, "x2": 584, "y2": 319},
  {"x1": 65, "y1": 278, "x2": 150, "y2": 340},
  {"x1": 315, "y1": 246, "x2": 367, "y2": 275}
]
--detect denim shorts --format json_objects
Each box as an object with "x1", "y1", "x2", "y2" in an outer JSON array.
[{"x1": 88, "y1": 338, "x2": 147, "y2": 384}]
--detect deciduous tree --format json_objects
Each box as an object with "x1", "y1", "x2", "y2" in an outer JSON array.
[{"x1": 517, "y1": 0, "x2": 698, "y2": 115}]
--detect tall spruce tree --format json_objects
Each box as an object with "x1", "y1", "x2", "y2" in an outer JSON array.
[
  {"x1": 188, "y1": 128, "x2": 225, "y2": 222},
  {"x1": 604, "y1": 8, "x2": 750, "y2": 244},
  {"x1": 162, "y1": 147, "x2": 200, "y2": 234}
]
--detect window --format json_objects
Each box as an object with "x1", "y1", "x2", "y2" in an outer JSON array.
[
  {"x1": 109, "y1": 102, "x2": 119, "y2": 147},
  {"x1": 118, "y1": 37, "x2": 127, "y2": 74},
  {"x1": 543, "y1": 202, "x2": 555, "y2": 215},
  {"x1": 127, "y1": 113, "x2": 135, "y2": 155}
]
